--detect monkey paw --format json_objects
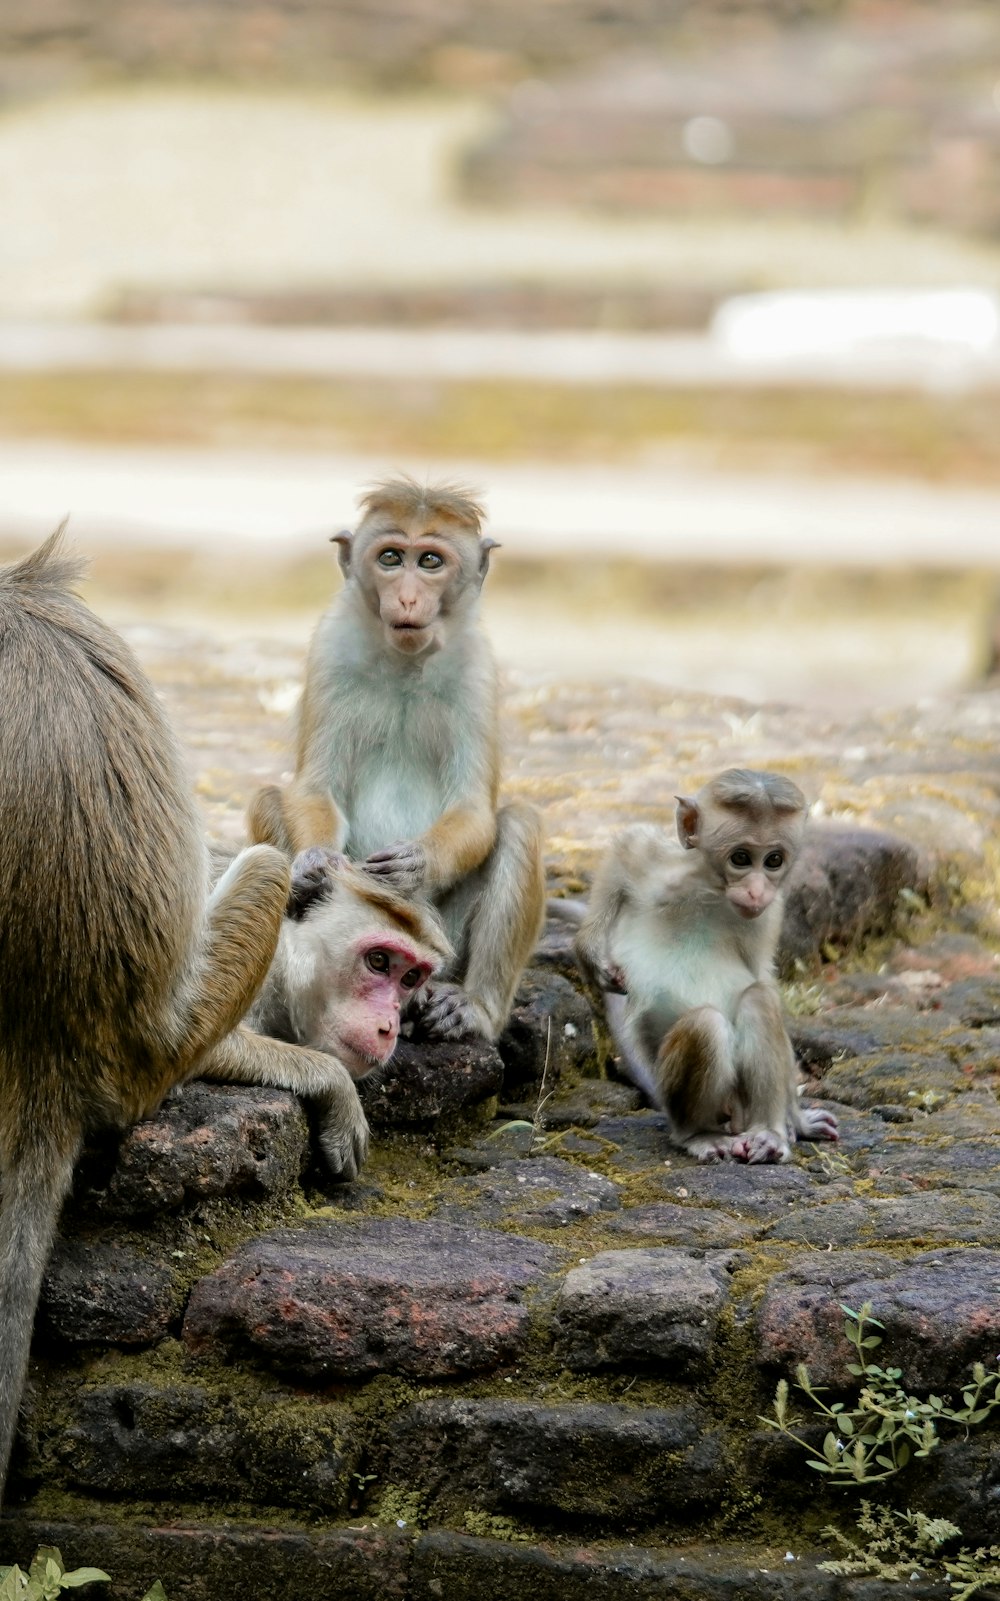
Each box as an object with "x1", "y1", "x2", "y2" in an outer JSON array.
[
  {"x1": 796, "y1": 1105, "x2": 839, "y2": 1143},
  {"x1": 686, "y1": 1134, "x2": 738, "y2": 1163},
  {"x1": 411, "y1": 981, "x2": 490, "y2": 1042},
  {"x1": 363, "y1": 840, "x2": 427, "y2": 895},
  {"x1": 731, "y1": 1128, "x2": 791, "y2": 1165},
  {"x1": 288, "y1": 846, "x2": 348, "y2": 919}
]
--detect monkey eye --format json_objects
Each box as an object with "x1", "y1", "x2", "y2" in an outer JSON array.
[
  {"x1": 764, "y1": 851, "x2": 786, "y2": 871},
  {"x1": 418, "y1": 552, "x2": 445, "y2": 570},
  {"x1": 365, "y1": 949, "x2": 391, "y2": 973},
  {"x1": 377, "y1": 549, "x2": 404, "y2": 568},
  {"x1": 400, "y1": 966, "x2": 425, "y2": 989},
  {"x1": 729, "y1": 848, "x2": 753, "y2": 868}
]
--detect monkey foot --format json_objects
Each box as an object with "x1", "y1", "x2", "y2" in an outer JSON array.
[
  {"x1": 796, "y1": 1106, "x2": 840, "y2": 1143},
  {"x1": 730, "y1": 1129, "x2": 792, "y2": 1165},
  {"x1": 685, "y1": 1134, "x2": 739, "y2": 1163},
  {"x1": 410, "y1": 981, "x2": 491, "y2": 1042}
]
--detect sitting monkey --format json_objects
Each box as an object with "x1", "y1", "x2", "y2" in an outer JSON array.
[
  {"x1": 249, "y1": 477, "x2": 545, "y2": 1044},
  {"x1": 575, "y1": 768, "x2": 839, "y2": 1163}
]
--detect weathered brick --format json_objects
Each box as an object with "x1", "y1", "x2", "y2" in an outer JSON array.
[
  {"x1": 360, "y1": 1037, "x2": 503, "y2": 1132},
  {"x1": 46, "y1": 1380, "x2": 361, "y2": 1514},
  {"x1": 498, "y1": 968, "x2": 598, "y2": 1091},
  {"x1": 756, "y1": 1248, "x2": 1000, "y2": 1389},
  {"x1": 554, "y1": 1248, "x2": 730, "y2": 1374},
  {"x1": 183, "y1": 1218, "x2": 562, "y2": 1380},
  {"x1": 433, "y1": 1156, "x2": 619, "y2": 1229},
  {"x1": 386, "y1": 1397, "x2": 727, "y2": 1523},
  {"x1": 38, "y1": 1239, "x2": 182, "y2": 1348}
]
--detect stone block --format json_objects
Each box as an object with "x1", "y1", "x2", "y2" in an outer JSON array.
[
  {"x1": 605, "y1": 1202, "x2": 757, "y2": 1248},
  {"x1": 38, "y1": 1239, "x2": 182, "y2": 1348},
  {"x1": 778, "y1": 826, "x2": 922, "y2": 974},
  {"x1": 184, "y1": 1218, "x2": 562, "y2": 1381},
  {"x1": 433, "y1": 1156, "x2": 619, "y2": 1229},
  {"x1": 756, "y1": 1248, "x2": 1000, "y2": 1390},
  {"x1": 386, "y1": 1397, "x2": 727, "y2": 1522},
  {"x1": 48, "y1": 1380, "x2": 361, "y2": 1514},
  {"x1": 554, "y1": 1248, "x2": 730, "y2": 1375},
  {"x1": 79, "y1": 1082, "x2": 308, "y2": 1217},
  {"x1": 766, "y1": 1194, "x2": 1000, "y2": 1250},
  {"x1": 497, "y1": 968, "x2": 598, "y2": 1091},
  {"x1": 360, "y1": 1037, "x2": 503, "y2": 1132}
]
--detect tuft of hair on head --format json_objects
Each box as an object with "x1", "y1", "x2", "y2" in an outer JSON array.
[
  {"x1": 339, "y1": 860, "x2": 453, "y2": 965},
  {"x1": 0, "y1": 522, "x2": 88, "y2": 594},
  {"x1": 358, "y1": 474, "x2": 485, "y2": 536},
  {"x1": 702, "y1": 768, "x2": 806, "y2": 820}
]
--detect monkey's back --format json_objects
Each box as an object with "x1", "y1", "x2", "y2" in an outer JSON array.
[{"x1": 0, "y1": 537, "x2": 203, "y2": 1119}]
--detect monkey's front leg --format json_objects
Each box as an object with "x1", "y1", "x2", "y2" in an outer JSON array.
[
  {"x1": 363, "y1": 838, "x2": 427, "y2": 895},
  {"x1": 370, "y1": 805, "x2": 496, "y2": 898},
  {"x1": 728, "y1": 983, "x2": 799, "y2": 1164},
  {"x1": 200, "y1": 1028, "x2": 370, "y2": 1181}
]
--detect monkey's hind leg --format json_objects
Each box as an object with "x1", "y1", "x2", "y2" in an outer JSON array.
[
  {"x1": 418, "y1": 802, "x2": 545, "y2": 1043},
  {"x1": 729, "y1": 983, "x2": 798, "y2": 1165},
  {"x1": 0, "y1": 1118, "x2": 81, "y2": 1501},
  {"x1": 656, "y1": 1007, "x2": 740, "y2": 1163},
  {"x1": 175, "y1": 844, "x2": 290, "y2": 1072}
]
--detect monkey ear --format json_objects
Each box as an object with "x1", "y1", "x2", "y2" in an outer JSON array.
[
  {"x1": 675, "y1": 797, "x2": 700, "y2": 850},
  {"x1": 477, "y1": 537, "x2": 501, "y2": 584},
  {"x1": 330, "y1": 530, "x2": 354, "y2": 578},
  {"x1": 287, "y1": 847, "x2": 346, "y2": 920}
]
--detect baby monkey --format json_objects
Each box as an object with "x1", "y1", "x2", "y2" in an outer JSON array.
[{"x1": 575, "y1": 768, "x2": 838, "y2": 1164}]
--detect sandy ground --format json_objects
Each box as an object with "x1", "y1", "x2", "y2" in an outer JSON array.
[{"x1": 2, "y1": 87, "x2": 1000, "y2": 317}]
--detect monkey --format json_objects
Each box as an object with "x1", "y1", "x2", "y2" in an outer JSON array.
[
  {"x1": 0, "y1": 533, "x2": 372, "y2": 1504},
  {"x1": 574, "y1": 768, "x2": 839, "y2": 1165},
  {"x1": 248, "y1": 476, "x2": 545, "y2": 1045},
  {"x1": 244, "y1": 846, "x2": 453, "y2": 1060}
]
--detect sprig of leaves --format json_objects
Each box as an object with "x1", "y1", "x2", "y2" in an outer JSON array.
[
  {"x1": 0, "y1": 1549, "x2": 167, "y2": 1601},
  {"x1": 761, "y1": 1302, "x2": 1000, "y2": 1486},
  {"x1": 818, "y1": 1502, "x2": 1000, "y2": 1597}
]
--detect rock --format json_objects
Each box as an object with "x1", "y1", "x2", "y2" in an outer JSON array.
[
  {"x1": 79, "y1": 1082, "x2": 308, "y2": 1216},
  {"x1": 654, "y1": 1162, "x2": 853, "y2": 1221},
  {"x1": 183, "y1": 1218, "x2": 563, "y2": 1381},
  {"x1": 48, "y1": 1381, "x2": 361, "y2": 1514},
  {"x1": 433, "y1": 1156, "x2": 620, "y2": 1229},
  {"x1": 558, "y1": 1110, "x2": 673, "y2": 1169},
  {"x1": 937, "y1": 978, "x2": 1000, "y2": 1027},
  {"x1": 765, "y1": 1193, "x2": 1000, "y2": 1249},
  {"x1": 907, "y1": 1433, "x2": 1000, "y2": 1548},
  {"x1": 360, "y1": 1037, "x2": 504, "y2": 1132},
  {"x1": 497, "y1": 968, "x2": 598, "y2": 1092},
  {"x1": 554, "y1": 1248, "x2": 731, "y2": 1375},
  {"x1": 820, "y1": 1052, "x2": 970, "y2": 1111},
  {"x1": 0, "y1": 1518, "x2": 410, "y2": 1601},
  {"x1": 756, "y1": 1248, "x2": 1000, "y2": 1389},
  {"x1": 859, "y1": 1135, "x2": 1000, "y2": 1195},
  {"x1": 779, "y1": 826, "x2": 922, "y2": 974},
  {"x1": 409, "y1": 1533, "x2": 841, "y2": 1600},
  {"x1": 385, "y1": 1398, "x2": 727, "y2": 1522},
  {"x1": 38, "y1": 1239, "x2": 182, "y2": 1348},
  {"x1": 604, "y1": 1202, "x2": 758, "y2": 1248}
]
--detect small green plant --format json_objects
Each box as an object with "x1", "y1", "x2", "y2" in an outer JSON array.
[
  {"x1": 761, "y1": 1302, "x2": 1000, "y2": 1485},
  {"x1": 818, "y1": 1502, "x2": 1000, "y2": 1599},
  {"x1": 0, "y1": 1550, "x2": 166, "y2": 1601}
]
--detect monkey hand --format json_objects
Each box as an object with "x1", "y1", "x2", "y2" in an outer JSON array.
[
  {"x1": 312, "y1": 1068, "x2": 371, "y2": 1182},
  {"x1": 363, "y1": 840, "x2": 427, "y2": 895},
  {"x1": 288, "y1": 846, "x2": 349, "y2": 920},
  {"x1": 411, "y1": 980, "x2": 491, "y2": 1042}
]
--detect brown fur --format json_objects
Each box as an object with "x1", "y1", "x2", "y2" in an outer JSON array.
[
  {"x1": 0, "y1": 533, "x2": 369, "y2": 1505},
  {"x1": 359, "y1": 475, "x2": 485, "y2": 534}
]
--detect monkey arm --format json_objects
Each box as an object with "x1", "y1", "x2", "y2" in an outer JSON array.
[{"x1": 365, "y1": 802, "x2": 497, "y2": 897}]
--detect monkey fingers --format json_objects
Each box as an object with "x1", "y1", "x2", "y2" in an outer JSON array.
[
  {"x1": 685, "y1": 1133, "x2": 739, "y2": 1163},
  {"x1": 312, "y1": 1076, "x2": 371, "y2": 1182},
  {"x1": 795, "y1": 1105, "x2": 840, "y2": 1143},
  {"x1": 731, "y1": 1128, "x2": 791, "y2": 1165},
  {"x1": 364, "y1": 841, "x2": 427, "y2": 895},
  {"x1": 414, "y1": 980, "x2": 489, "y2": 1042}
]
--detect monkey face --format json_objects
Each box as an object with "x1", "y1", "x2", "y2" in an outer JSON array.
[
  {"x1": 720, "y1": 842, "x2": 792, "y2": 919},
  {"x1": 358, "y1": 523, "x2": 471, "y2": 656}
]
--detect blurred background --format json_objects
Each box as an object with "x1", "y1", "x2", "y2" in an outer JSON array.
[{"x1": 2, "y1": 0, "x2": 1000, "y2": 708}]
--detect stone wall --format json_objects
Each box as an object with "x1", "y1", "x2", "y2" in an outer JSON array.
[{"x1": 3, "y1": 626, "x2": 1000, "y2": 1595}]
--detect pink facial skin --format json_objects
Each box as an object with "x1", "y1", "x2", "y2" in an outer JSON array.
[
  {"x1": 330, "y1": 935, "x2": 434, "y2": 1074},
  {"x1": 726, "y1": 875, "x2": 777, "y2": 920}
]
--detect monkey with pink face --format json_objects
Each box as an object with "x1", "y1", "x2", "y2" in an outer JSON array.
[{"x1": 575, "y1": 768, "x2": 839, "y2": 1164}]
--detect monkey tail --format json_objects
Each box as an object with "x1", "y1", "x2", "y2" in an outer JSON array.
[
  {"x1": 0, "y1": 1130, "x2": 80, "y2": 1505},
  {"x1": 0, "y1": 523, "x2": 88, "y2": 594}
]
